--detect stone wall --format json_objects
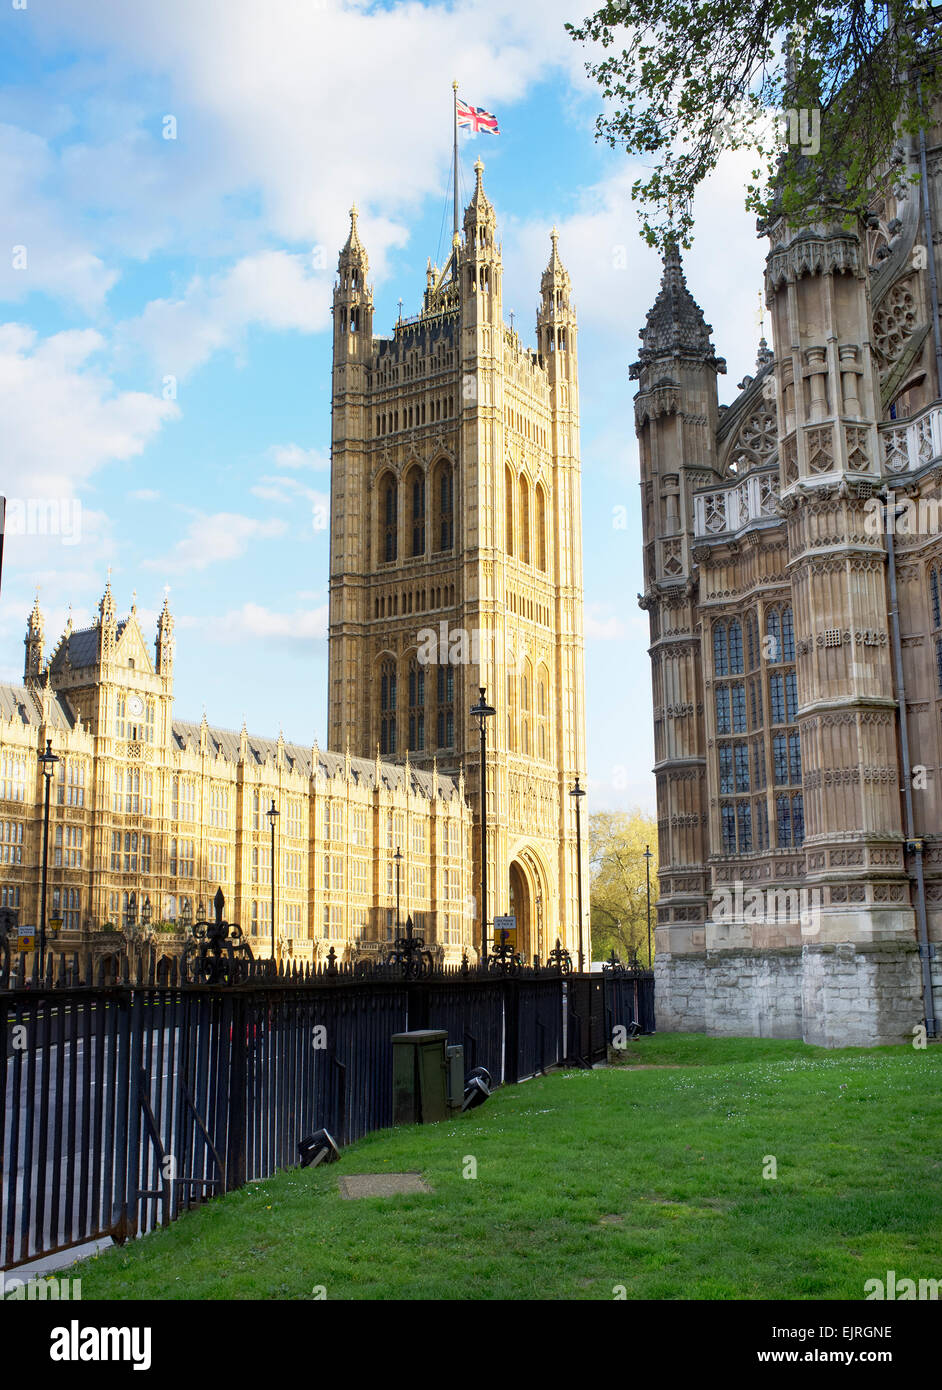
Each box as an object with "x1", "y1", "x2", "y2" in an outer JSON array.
[{"x1": 656, "y1": 941, "x2": 931, "y2": 1046}]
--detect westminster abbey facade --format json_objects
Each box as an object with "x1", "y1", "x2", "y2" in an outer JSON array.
[
  {"x1": 637, "y1": 125, "x2": 942, "y2": 1044},
  {"x1": 0, "y1": 164, "x2": 588, "y2": 969}
]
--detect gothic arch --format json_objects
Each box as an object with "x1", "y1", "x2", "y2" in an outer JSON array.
[{"x1": 507, "y1": 843, "x2": 553, "y2": 962}]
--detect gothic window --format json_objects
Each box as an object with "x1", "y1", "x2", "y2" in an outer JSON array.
[
  {"x1": 116, "y1": 694, "x2": 126, "y2": 739},
  {"x1": 408, "y1": 661, "x2": 425, "y2": 752},
  {"x1": 382, "y1": 476, "x2": 398, "y2": 563},
  {"x1": 535, "y1": 484, "x2": 547, "y2": 571},
  {"x1": 721, "y1": 804, "x2": 736, "y2": 854},
  {"x1": 746, "y1": 612, "x2": 758, "y2": 670},
  {"x1": 537, "y1": 667, "x2": 549, "y2": 761},
  {"x1": 521, "y1": 664, "x2": 532, "y2": 756},
  {"x1": 931, "y1": 568, "x2": 941, "y2": 630},
  {"x1": 505, "y1": 465, "x2": 515, "y2": 556},
  {"x1": 380, "y1": 659, "x2": 397, "y2": 755},
  {"x1": 519, "y1": 475, "x2": 531, "y2": 564},
  {"x1": 436, "y1": 664, "x2": 454, "y2": 748},
  {"x1": 407, "y1": 467, "x2": 425, "y2": 556},
  {"x1": 434, "y1": 460, "x2": 454, "y2": 551},
  {"x1": 776, "y1": 793, "x2": 805, "y2": 848},
  {"x1": 713, "y1": 619, "x2": 744, "y2": 676}
]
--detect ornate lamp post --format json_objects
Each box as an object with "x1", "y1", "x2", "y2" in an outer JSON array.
[
  {"x1": 394, "y1": 846, "x2": 402, "y2": 933},
  {"x1": 470, "y1": 688, "x2": 495, "y2": 962},
  {"x1": 267, "y1": 798, "x2": 279, "y2": 962},
  {"x1": 569, "y1": 775, "x2": 586, "y2": 972},
  {"x1": 644, "y1": 843, "x2": 653, "y2": 967},
  {"x1": 180, "y1": 897, "x2": 192, "y2": 933},
  {"x1": 38, "y1": 738, "x2": 59, "y2": 977}
]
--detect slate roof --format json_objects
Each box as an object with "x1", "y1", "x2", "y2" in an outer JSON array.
[
  {"x1": 0, "y1": 683, "x2": 76, "y2": 731},
  {"x1": 171, "y1": 720, "x2": 459, "y2": 799},
  {"x1": 48, "y1": 625, "x2": 99, "y2": 672}
]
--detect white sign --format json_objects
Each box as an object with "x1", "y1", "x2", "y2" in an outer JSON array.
[{"x1": 493, "y1": 916, "x2": 516, "y2": 933}]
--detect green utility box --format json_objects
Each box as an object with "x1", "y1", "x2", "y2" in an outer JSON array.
[{"x1": 391, "y1": 1030, "x2": 449, "y2": 1125}]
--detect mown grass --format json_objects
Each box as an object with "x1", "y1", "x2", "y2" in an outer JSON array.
[{"x1": 67, "y1": 1033, "x2": 942, "y2": 1300}]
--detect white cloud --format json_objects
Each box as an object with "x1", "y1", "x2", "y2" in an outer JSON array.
[
  {"x1": 208, "y1": 602, "x2": 329, "y2": 646},
  {"x1": 268, "y1": 443, "x2": 329, "y2": 471},
  {"x1": 118, "y1": 250, "x2": 332, "y2": 379},
  {"x1": 129, "y1": 488, "x2": 160, "y2": 501},
  {"x1": 0, "y1": 123, "x2": 120, "y2": 312},
  {"x1": 30, "y1": 0, "x2": 593, "y2": 277},
  {"x1": 250, "y1": 475, "x2": 329, "y2": 510},
  {"x1": 145, "y1": 512, "x2": 288, "y2": 573},
  {"x1": 0, "y1": 323, "x2": 178, "y2": 497}
]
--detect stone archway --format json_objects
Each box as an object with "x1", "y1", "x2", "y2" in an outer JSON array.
[
  {"x1": 508, "y1": 861, "x2": 530, "y2": 958},
  {"x1": 508, "y1": 849, "x2": 550, "y2": 963}
]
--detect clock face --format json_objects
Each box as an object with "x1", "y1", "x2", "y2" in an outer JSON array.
[{"x1": 128, "y1": 695, "x2": 144, "y2": 718}]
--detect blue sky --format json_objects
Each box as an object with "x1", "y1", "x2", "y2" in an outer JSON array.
[{"x1": 0, "y1": 0, "x2": 769, "y2": 814}]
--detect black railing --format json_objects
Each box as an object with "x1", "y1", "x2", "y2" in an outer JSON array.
[{"x1": 0, "y1": 947, "x2": 654, "y2": 1270}]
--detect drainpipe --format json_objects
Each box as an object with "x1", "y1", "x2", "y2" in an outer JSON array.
[{"x1": 885, "y1": 499, "x2": 938, "y2": 1036}]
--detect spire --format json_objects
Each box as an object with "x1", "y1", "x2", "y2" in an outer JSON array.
[
  {"x1": 463, "y1": 158, "x2": 496, "y2": 239},
  {"x1": 634, "y1": 243, "x2": 724, "y2": 365},
  {"x1": 540, "y1": 225, "x2": 572, "y2": 302},
  {"x1": 25, "y1": 591, "x2": 44, "y2": 680},
  {"x1": 156, "y1": 588, "x2": 174, "y2": 675},
  {"x1": 343, "y1": 204, "x2": 364, "y2": 255},
  {"x1": 99, "y1": 575, "x2": 116, "y2": 626}
]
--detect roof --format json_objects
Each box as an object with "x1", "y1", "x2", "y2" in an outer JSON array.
[
  {"x1": 0, "y1": 683, "x2": 76, "y2": 732},
  {"x1": 171, "y1": 720, "x2": 460, "y2": 799},
  {"x1": 48, "y1": 625, "x2": 99, "y2": 672}
]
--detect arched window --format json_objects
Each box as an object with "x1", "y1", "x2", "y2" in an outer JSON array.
[
  {"x1": 382, "y1": 476, "x2": 398, "y2": 563},
  {"x1": 408, "y1": 661, "x2": 425, "y2": 752},
  {"x1": 519, "y1": 475, "x2": 531, "y2": 564},
  {"x1": 434, "y1": 460, "x2": 454, "y2": 552},
  {"x1": 380, "y1": 659, "x2": 397, "y2": 755},
  {"x1": 436, "y1": 664, "x2": 454, "y2": 748},
  {"x1": 521, "y1": 663, "x2": 532, "y2": 756},
  {"x1": 931, "y1": 568, "x2": 941, "y2": 630},
  {"x1": 535, "y1": 484, "x2": 547, "y2": 571},
  {"x1": 713, "y1": 620, "x2": 742, "y2": 676},
  {"x1": 407, "y1": 466, "x2": 425, "y2": 557},
  {"x1": 505, "y1": 465, "x2": 514, "y2": 556}
]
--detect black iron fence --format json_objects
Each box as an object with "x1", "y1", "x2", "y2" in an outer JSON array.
[{"x1": 0, "y1": 948, "x2": 653, "y2": 1270}]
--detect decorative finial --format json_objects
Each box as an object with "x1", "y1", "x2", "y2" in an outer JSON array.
[{"x1": 131, "y1": 589, "x2": 137, "y2": 614}]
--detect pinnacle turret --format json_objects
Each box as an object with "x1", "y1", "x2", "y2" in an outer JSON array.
[{"x1": 636, "y1": 244, "x2": 721, "y2": 362}]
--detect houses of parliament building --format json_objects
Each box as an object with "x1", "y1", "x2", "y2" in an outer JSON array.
[
  {"x1": 637, "y1": 121, "x2": 942, "y2": 1044},
  {"x1": 0, "y1": 161, "x2": 589, "y2": 968}
]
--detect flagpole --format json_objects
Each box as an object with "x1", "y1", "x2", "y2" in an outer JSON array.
[{"x1": 453, "y1": 80, "x2": 459, "y2": 244}]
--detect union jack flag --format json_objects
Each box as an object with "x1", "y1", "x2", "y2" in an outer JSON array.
[{"x1": 456, "y1": 99, "x2": 499, "y2": 135}]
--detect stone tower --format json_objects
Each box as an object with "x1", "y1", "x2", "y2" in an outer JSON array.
[{"x1": 327, "y1": 164, "x2": 589, "y2": 962}]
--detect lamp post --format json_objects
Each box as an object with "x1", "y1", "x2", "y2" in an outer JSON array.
[
  {"x1": 470, "y1": 688, "x2": 495, "y2": 962},
  {"x1": 38, "y1": 738, "x2": 59, "y2": 977},
  {"x1": 569, "y1": 775, "x2": 586, "y2": 973},
  {"x1": 394, "y1": 846, "x2": 402, "y2": 933},
  {"x1": 181, "y1": 897, "x2": 192, "y2": 934},
  {"x1": 535, "y1": 889, "x2": 543, "y2": 963},
  {"x1": 267, "y1": 799, "x2": 279, "y2": 962},
  {"x1": 644, "y1": 843, "x2": 653, "y2": 967}
]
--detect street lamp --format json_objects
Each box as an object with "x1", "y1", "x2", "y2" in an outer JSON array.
[
  {"x1": 394, "y1": 846, "x2": 403, "y2": 932},
  {"x1": 644, "y1": 843, "x2": 653, "y2": 968},
  {"x1": 470, "y1": 687, "x2": 495, "y2": 962},
  {"x1": 180, "y1": 897, "x2": 192, "y2": 933},
  {"x1": 125, "y1": 892, "x2": 137, "y2": 931},
  {"x1": 38, "y1": 738, "x2": 59, "y2": 977},
  {"x1": 141, "y1": 896, "x2": 152, "y2": 929},
  {"x1": 569, "y1": 775, "x2": 586, "y2": 973},
  {"x1": 267, "y1": 798, "x2": 279, "y2": 962}
]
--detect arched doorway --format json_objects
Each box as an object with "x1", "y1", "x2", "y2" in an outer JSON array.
[{"x1": 508, "y1": 862, "x2": 530, "y2": 958}]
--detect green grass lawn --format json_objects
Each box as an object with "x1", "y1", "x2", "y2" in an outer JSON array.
[{"x1": 67, "y1": 1033, "x2": 942, "y2": 1300}]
